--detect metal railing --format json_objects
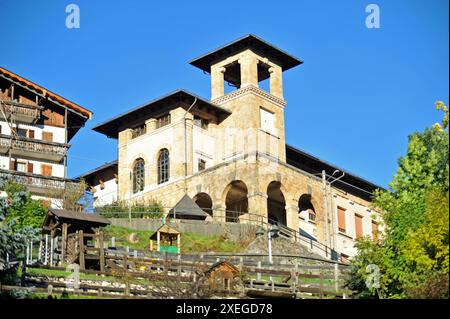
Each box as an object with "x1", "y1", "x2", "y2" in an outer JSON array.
[
  {"x1": 0, "y1": 133, "x2": 69, "y2": 157},
  {"x1": 96, "y1": 207, "x2": 342, "y2": 262}
]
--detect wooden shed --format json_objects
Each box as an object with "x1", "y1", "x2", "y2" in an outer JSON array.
[
  {"x1": 204, "y1": 260, "x2": 239, "y2": 291},
  {"x1": 41, "y1": 209, "x2": 110, "y2": 270},
  {"x1": 149, "y1": 223, "x2": 181, "y2": 253},
  {"x1": 167, "y1": 194, "x2": 208, "y2": 220}
]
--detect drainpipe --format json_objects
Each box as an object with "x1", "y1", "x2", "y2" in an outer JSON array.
[
  {"x1": 329, "y1": 171, "x2": 345, "y2": 251},
  {"x1": 183, "y1": 97, "x2": 197, "y2": 193}
]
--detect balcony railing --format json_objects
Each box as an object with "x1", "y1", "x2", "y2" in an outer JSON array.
[
  {"x1": 0, "y1": 100, "x2": 42, "y2": 124},
  {"x1": 0, "y1": 169, "x2": 80, "y2": 197},
  {"x1": 0, "y1": 134, "x2": 69, "y2": 163}
]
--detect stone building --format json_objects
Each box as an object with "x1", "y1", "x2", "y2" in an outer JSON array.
[
  {"x1": 92, "y1": 35, "x2": 383, "y2": 259},
  {"x1": 0, "y1": 67, "x2": 92, "y2": 206}
]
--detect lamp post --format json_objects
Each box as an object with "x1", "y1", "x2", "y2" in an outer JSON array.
[{"x1": 256, "y1": 224, "x2": 279, "y2": 265}]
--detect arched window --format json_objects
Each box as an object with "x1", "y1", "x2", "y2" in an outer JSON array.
[
  {"x1": 158, "y1": 149, "x2": 169, "y2": 184},
  {"x1": 133, "y1": 158, "x2": 145, "y2": 193}
]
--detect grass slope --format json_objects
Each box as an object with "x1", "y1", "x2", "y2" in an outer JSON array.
[{"x1": 103, "y1": 225, "x2": 244, "y2": 253}]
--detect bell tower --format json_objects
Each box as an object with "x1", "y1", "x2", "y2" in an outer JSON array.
[{"x1": 189, "y1": 34, "x2": 302, "y2": 163}]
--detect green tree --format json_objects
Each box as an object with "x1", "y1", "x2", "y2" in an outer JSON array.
[
  {"x1": 0, "y1": 178, "x2": 40, "y2": 287},
  {"x1": 3, "y1": 182, "x2": 47, "y2": 229},
  {"x1": 347, "y1": 101, "x2": 449, "y2": 299}
]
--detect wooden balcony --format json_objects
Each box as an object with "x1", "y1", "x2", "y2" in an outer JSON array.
[
  {"x1": 0, "y1": 169, "x2": 80, "y2": 197},
  {"x1": 0, "y1": 134, "x2": 69, "y2": 163},
  {"x1": 0, "y1": 100, "x2": 42, "y2": 124}
]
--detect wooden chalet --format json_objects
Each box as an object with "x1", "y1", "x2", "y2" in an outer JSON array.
[
  {"x1": 204, "y1": 260, "x2": 239, "y2": 291},
  {"x1": 41, "y1": 209, "x2": 110, "y2": 270}
]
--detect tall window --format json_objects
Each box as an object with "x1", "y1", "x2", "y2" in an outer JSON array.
[
  {"x1": 337, "y1": 206, "x2": 346, "y2": 233},
  {"x1": 158, "y1": 149, "x2": 169, "y2": 184},
  {"x1": 355, "y1": 214, "x2": 363, "y2": 238},
  {"x1": 133, "y1": 158, "x2": 145, "y2": 193}
]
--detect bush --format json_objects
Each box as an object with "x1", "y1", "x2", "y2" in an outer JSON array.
[{"x1": 96, "y1": 201, "x2": 163, "y2": 219}]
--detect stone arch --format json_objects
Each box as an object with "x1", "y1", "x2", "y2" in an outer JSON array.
[
  {"x1": 298, "y1": 193, "x2": 317, "y2": 222},
  {"x1": 223, "y1": 180, "x2": 248, "y2": 223},
  {"x1": 267, "y1": 181, "x2": 287, "y2": 226},
  {"x1": 193, "y1": 192, "x2": 213, "y2": 216}
]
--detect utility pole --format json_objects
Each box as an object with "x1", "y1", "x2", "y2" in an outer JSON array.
[{"x1": 322, "y1": 170, "x2": 329, "y2": 252}]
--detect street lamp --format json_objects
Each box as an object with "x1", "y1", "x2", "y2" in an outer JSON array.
[{"x1": 256, "y1": 224, "x2": 280, "y2": 264}]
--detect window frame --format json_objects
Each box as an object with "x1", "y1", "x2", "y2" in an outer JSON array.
[
  {"x1": 132, "y1": 158, "x2": 145, "y2": 193},
  {"x1": 157, "y1": 149, "x2": 170, "y2": 184}
]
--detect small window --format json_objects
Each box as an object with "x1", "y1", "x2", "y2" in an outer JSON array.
[
  {"x1": 156, "y1": 114, "x2": 171, "y2": 129},
  {"x1": 194, "y1": 116, "x2": 208, "y2": 130},
  {"x1": 198, "y1": 159, "x2": 206, "y2": 171},
  {"x1": 41, "y1": 164, "x2": 53, "y2": 176},
  {"x1": 308, "y1": 210, "x2": 316, "y2": 222},
  {"x1": 42, "y1": 131, "x2": 53, "y2": 142},
  {"x1": 131, "y1": 125, "x2": 146, "y2": 139},
  {"x1": 17, "y1": 128, "x2": 28, "y2": 138},
  {"x1": 16, "y1": 162, "x2": 27, "y2": 173},
  {"x1": 341, "y1": 254, "x2": 350, "y2": 263},
  {"x1": 259, "y1": 107, "x2": 275, "y2": 135}
]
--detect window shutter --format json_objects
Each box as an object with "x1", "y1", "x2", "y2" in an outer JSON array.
[
  {"x1": 28, "y1": 130, "x2": 35, "y2": 139},
  {"x1": 42, "y1": 131, "x2": 53, "y2": 142},
  {"x1": 372, "y1": 221, "x2": 379, "y2": 241},
  {"x1": 355, "y1": 214, "x2": 363, "y2": 237},
  {"x1": 10, "y1": 159, "x2": 16, "y2": 170},
  {"x1": 27, "y1": 162, "x2": 34, "y2": 173},
  {"x1": 41, "y1": 164, "x2": 52, "y2": 176},
  {"x1": 337, "y1": 207, "x2": 346, "y2": 233}
]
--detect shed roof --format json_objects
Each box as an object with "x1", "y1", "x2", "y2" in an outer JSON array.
[
  {"x1": 44, "y1": 208, "x2": 110, "y2": 226},
  {"x1": 149, "y1": 223, "x2": 181, "y2": 240},
  {"x1": 168, "y1": 194, "x2": 208, "y2": 218},
  {"x1": 205, "y1": 260, "x2": 239, "y2": 275}
]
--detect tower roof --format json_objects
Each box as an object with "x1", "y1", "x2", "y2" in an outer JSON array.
[{"x1": 189, "y1": 34, "x2": 303, "y2": 74}]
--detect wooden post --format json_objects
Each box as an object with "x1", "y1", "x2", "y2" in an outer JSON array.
[
  {"x1": 99, "y1": 231, "x2": 105, "y2": 272},
  {"x1": 319, "y1": 273, "x2": 324, "y2": 299},
  {"x1": 257, "y1": 261, "x2": 261, "y2": 281},
  {"x1": 26, "y1": 240, "x2": 29, "y2": 265},
  {"x1": 49, "y1": 236, "x2": 54, "y2": 266},
  {"x1": 79, "y1": 230, "x2": 85, "y2": 270},
  {"x1": 157, "y1": 231, "x2": 160, "y2": 252},
  {"x1": 61, "y1": 223, "x2": 68, "y2": 264},
  {"x1": 150, "y1": 239, "x2": 153, "y2": 251},
  {"x1": 177, "y1": 233, "x2": 181, "y2": 254},
  {"x1": 44, "y1": 235, "x2": 48, "y2": 265},
  {"x1": 38, "y1": 238, "x2": 43, "y2": 262}
]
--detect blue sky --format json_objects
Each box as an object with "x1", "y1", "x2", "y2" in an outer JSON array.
[{"x1": 0, "y1": 0, "x2": 448, "y2": 188}]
